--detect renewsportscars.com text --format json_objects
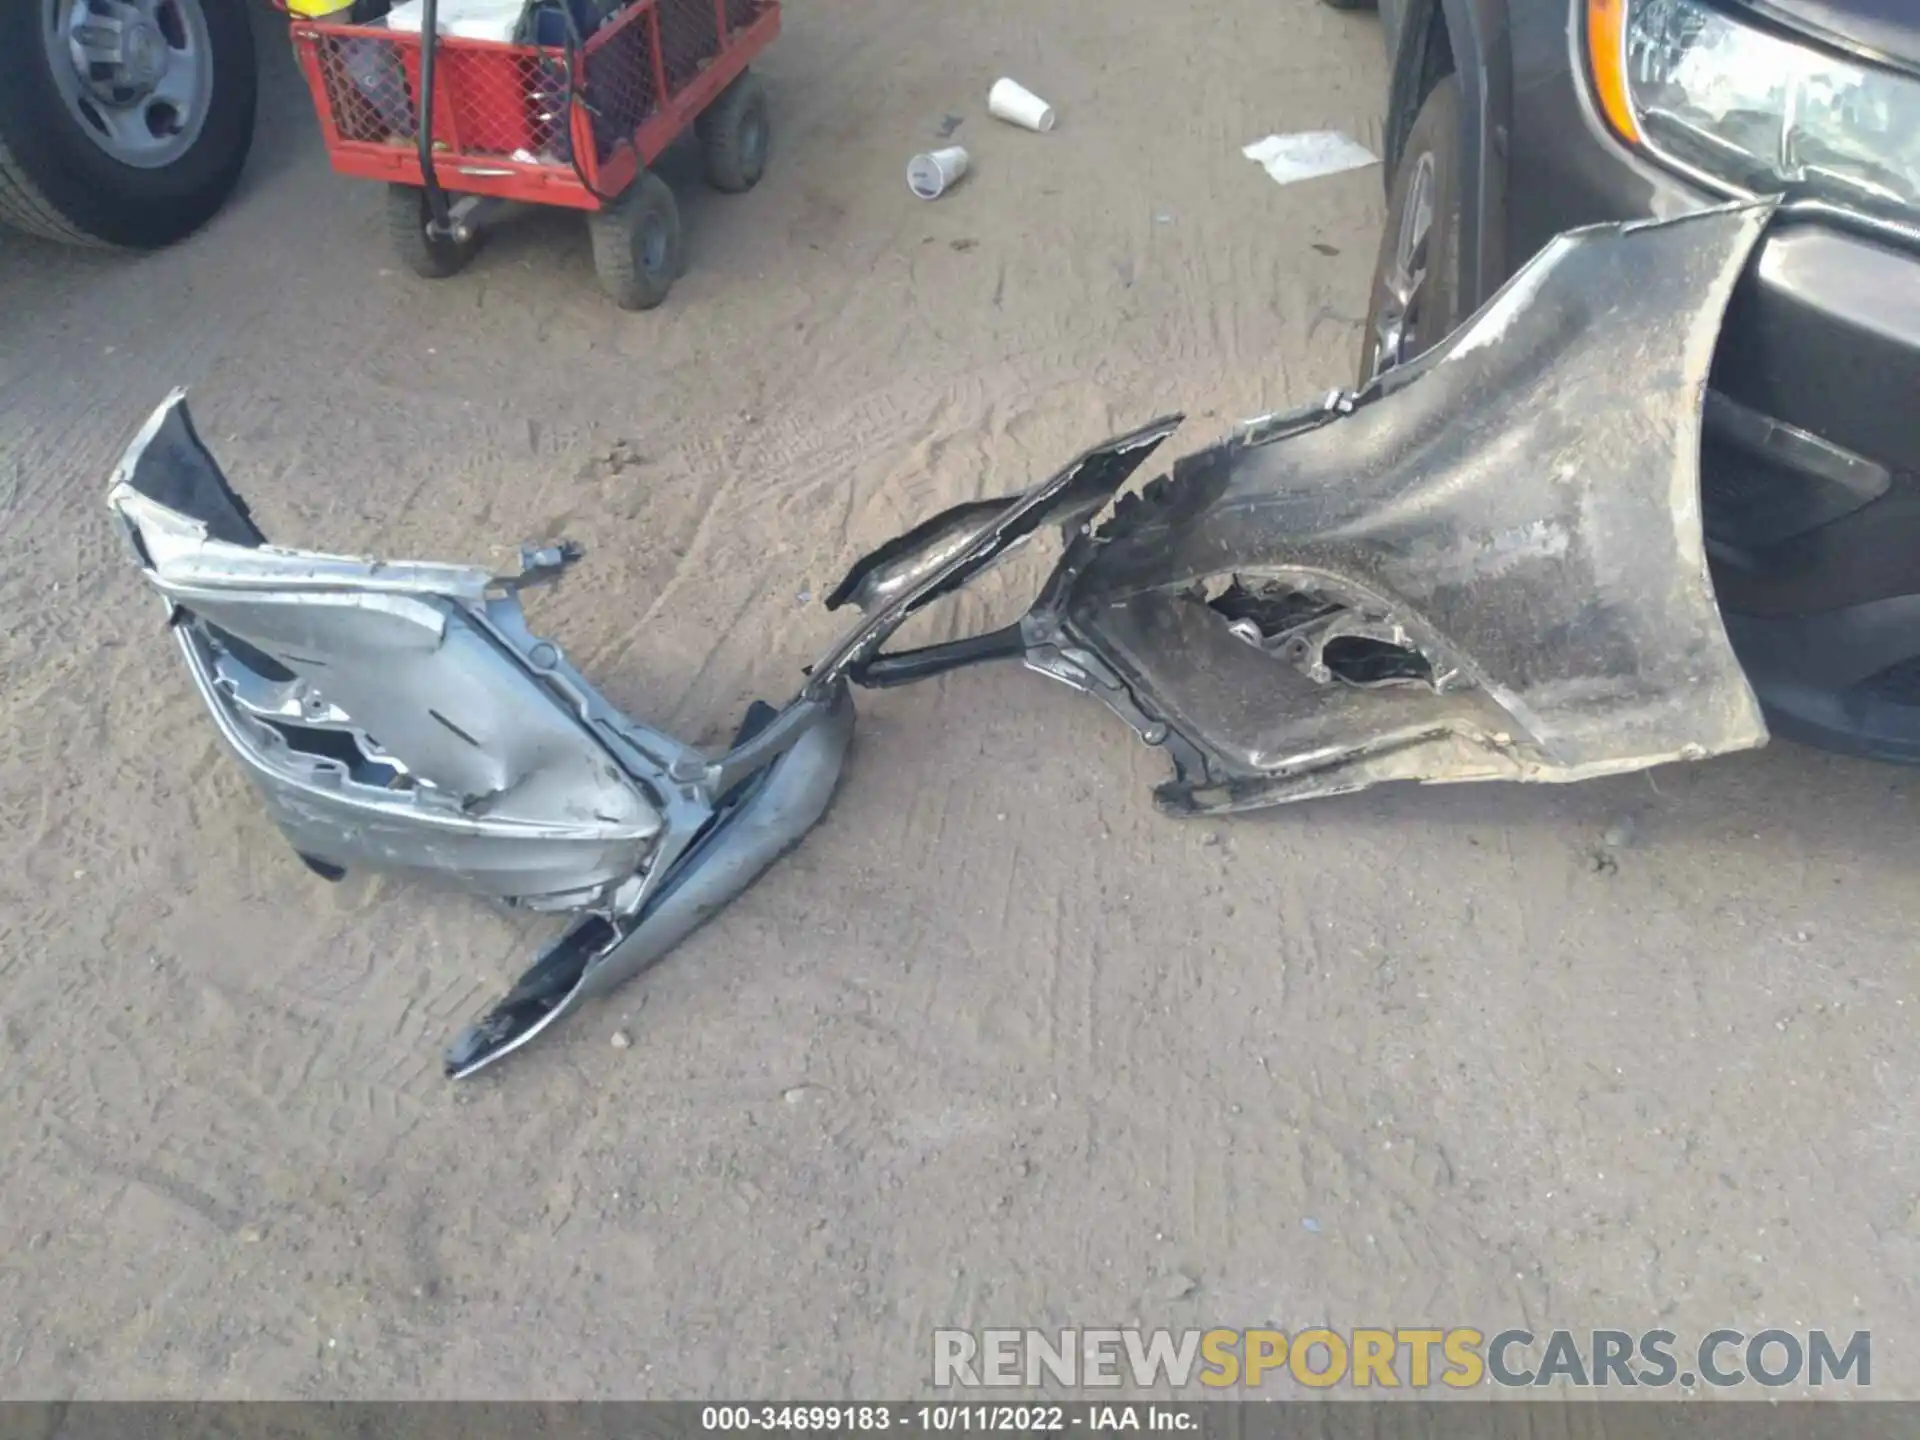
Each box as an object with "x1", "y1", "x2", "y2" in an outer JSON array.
[{"x1": 932, "y1": 1327, "x2": 1871, "y2": 1390}]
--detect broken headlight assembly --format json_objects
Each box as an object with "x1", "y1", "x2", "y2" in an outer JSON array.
[
  {"x1": 1587, "y1": 0, "x2": 1920, "y2": 234},
  {"x1": 111, "y1": 200, "x2": 1778, "y2": 1078}
]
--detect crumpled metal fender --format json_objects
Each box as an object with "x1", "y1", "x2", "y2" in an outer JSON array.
[{"x1": 828, "y1": 200, "x2": 1779, "y2": 811}]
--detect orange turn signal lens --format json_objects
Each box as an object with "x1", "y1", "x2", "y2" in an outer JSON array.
[{"x1": 1586, "y1": 0, "x2": 1645, "y2": 145}]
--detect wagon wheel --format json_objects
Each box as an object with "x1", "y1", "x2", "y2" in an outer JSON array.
[
  {"x1": 696, "y1": 70, "x2": 770, "y2": 193},
  {"x1": 386, "y1": 184, "x2": 477, "y2": 279},
  {"x1": 588, "y1": 171, "x2": 682, "y2": 310}
]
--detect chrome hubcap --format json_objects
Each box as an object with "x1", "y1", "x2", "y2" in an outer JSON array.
[
  {"x1": 47, "y1": 0, "x2": 212, "y2": 169},
  {"x1": 1370, "y1": 150, "x2": 1436, "y2": 379}
]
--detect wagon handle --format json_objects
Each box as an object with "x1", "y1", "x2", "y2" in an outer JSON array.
[{"x1": 416, "y1": 0, "x2": 455, "y2": 237}]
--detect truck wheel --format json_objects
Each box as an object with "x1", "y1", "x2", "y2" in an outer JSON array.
[
  {"x1": 696, "y1": 71, "x2": 769, "y2": 194},
  {"x1": 0, "y1": 0, "x2": 258, "y2": 248},
  {"x1": 1358, "y1": 74, "x2": 1464, "y2": 385},
  {"x1": 589, "y1": 171, "x2": 682, "y2": 311}
]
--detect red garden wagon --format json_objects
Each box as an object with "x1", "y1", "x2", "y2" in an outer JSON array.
[{"x1": 288, "y1": 0, "x2": 780, "y2": 306}]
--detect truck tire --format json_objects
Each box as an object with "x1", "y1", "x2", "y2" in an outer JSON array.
[
  {"x1": 0, "y1": 0, "x2": 258, "y2": 248},
  {"x1": 1358, "y1": 73, "x2": 1464, "y2": 385}
]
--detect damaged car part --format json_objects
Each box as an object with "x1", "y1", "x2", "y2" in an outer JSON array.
[
  {"x1": 110, "y1": 200, "x2": 1773, "y2": 1077},
  {"x1": 822, "y1": 199, "x2": 1780, "y2": 811},
  {"x1": 112, "y1": 396, "x2": 849, "y2": 1078},
  {"x1": 107, "y1": 395, "x2": 1172, "y2": 1078}
]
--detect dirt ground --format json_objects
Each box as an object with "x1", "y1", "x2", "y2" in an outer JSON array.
[{"x1": 3, "y1": 0, "x2": 1918, "y2": 1402}]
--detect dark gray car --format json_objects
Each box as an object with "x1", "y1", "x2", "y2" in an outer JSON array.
[{"x1": 1332, "y1": 0, "x2": 1920, "y2": 761}]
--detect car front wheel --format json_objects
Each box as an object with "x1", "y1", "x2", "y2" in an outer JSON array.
[
  {"x1": 0, "y1": 0, "x2": 257, "y2": 248},
  {"x1": 1359, "y1": 73, "x2": 1465, "y2": 385}
]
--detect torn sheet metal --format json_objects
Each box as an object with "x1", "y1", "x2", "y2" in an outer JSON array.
[
  {"x1": 105, "y1": 401, "x2": 1164, "y2": 1079},
  {"x1": 109, "y1": 201, "x2": 1773, "y2": 1078},
  {"x1": 109, "y1": 398, "x2": 852, "y2": 1079}
]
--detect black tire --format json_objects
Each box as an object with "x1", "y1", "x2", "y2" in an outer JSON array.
[
  {"x1": 696, "y1": 71, "x2": 769, "y2": 194},
  {"x1": 0, "y1": 0, "x2": 257, "y2": 248},
  {"x1": 386, "y1": 184, "x2": 478, "y2": 279},
  {"x1": 589, "y1": 171, "x2": 682, "y2": 310},
  {"x1": 1358, "y1": 73, "x2": 1465, "y2": 386}
]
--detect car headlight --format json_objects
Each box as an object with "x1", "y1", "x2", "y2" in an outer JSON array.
[{"x1": 1586, "y1": 0, "x2": 1920, "y2": 228}]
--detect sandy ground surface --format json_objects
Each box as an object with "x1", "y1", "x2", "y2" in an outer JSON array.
[{"x1": 3, "y1": 0, "x2": 1918, "y2": 1402}]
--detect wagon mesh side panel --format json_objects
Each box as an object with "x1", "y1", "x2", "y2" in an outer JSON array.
[
  {"x1": 310, "y1": 32, "x2": 416, "y2": 143},
  {"x1": 655, "y1": 0, "x2": 721, "y2": 93},
  {"x1": 723, "y1": 0, "x2": 767, "y2": 30},
  {"x1": 583, "y1": 16, "x2": 661, "y2": 162},
  {"x1": 305, "y1": 30, "x2": 570, "y2": 161},
  {"x1": 298, "y1": 0, "x2": 774, "y2": 187},
  {"x1": 441, "y1": 49, "x2": 556, "y2": 157}
]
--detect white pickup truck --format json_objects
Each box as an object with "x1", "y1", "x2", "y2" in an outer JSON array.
[{"x1": 2, "y1": 0, "x2": 257, "y2": 247}]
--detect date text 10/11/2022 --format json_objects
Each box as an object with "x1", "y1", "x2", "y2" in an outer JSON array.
[{"x1": 700, "y1": 1406, "x2": 1195, "y2": 1431}]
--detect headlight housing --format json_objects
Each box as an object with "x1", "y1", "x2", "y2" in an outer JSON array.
[{"x1": 1586, "y1": 0, "x2": 1920, "y2": 229}]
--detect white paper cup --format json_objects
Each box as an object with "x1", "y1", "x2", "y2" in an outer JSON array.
[
  {"x1": 988, "y1": 77, "x2": 1056, "y2": 132},
  {"x1": 908, "y1": 146, "x2": 970, "y2": 199}
]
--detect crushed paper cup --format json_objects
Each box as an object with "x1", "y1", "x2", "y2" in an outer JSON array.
[{"x1": 1241, "y1": 131, "x2": 1379, "y2": 186}]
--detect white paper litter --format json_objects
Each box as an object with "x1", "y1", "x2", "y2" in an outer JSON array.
[
  {"x1": 386, "y1": 0, "x2": 525, "y2": 41},
  {"x1": 1241, "y1": 131, "x2": 1379, "y2": 187}
]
